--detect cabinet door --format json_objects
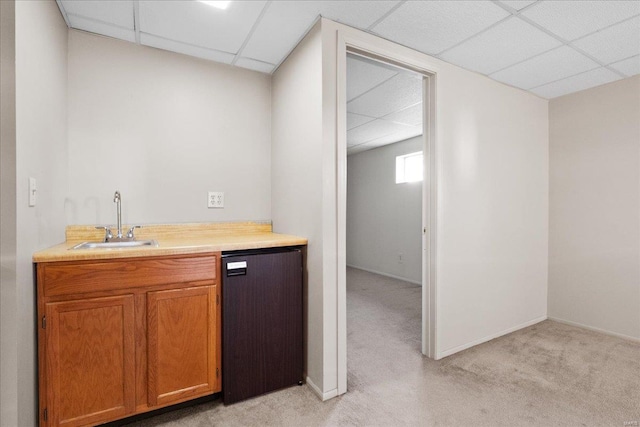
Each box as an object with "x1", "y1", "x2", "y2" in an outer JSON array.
[
  {"x1": 45, "y1": 295, "x2": 135, "y2": 427},
  {"x1": 147, "y1": 285, "x2": 219, "y2": 407}
]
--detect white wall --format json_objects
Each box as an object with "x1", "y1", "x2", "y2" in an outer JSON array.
[
  {"x1": 272, "y1": 18, "x2": 548, "y2": 398},
  {"x1": 549, "y1": 75, "x2": 640, "y2": 341},
  {"x1": 347, "y1": 136, "x2": 422, "y2": 284},
  {"x1": 321, "y1": 19, "x2": 549, "y2": 373},
  {"x1": 15, "y1": 1, "x2": 69, "y2": 425},
  {"x1": 271, "y1": 23, "x2": 329, "y2": 396},
  {"x1": 435, "y1": 61, "x2": 549, "y2": 356},
  {"x1": 67, "y1": 30, "x2": 272, "y2": 226},
  {"x1": 0, "y1": 1, "x2": 17, "y2": 424}
]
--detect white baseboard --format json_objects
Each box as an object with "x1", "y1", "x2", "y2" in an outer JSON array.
[
  {"x1": 346, "y1": 264, "x2": 421, "y2": 285},
  {"x1": 436, "y1": 316, "x2": 547, "y2": 359},
  {"x1": 548, "y1": 316, "x2": 640, "y2": 343},
  {"x1": 306, "y1": 376, "x2": 338, "y2": 401}
]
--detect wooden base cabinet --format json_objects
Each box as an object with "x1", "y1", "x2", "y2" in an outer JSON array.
[
  {"x1": 37, "y1": 254, "x2": 221, "y2": 427},
  {"x1": 45, "y1": 295, "x2": 136, "y2": 427},
  {"x1": 147, "y1": 286, "x2": 218, "y2": 406}
]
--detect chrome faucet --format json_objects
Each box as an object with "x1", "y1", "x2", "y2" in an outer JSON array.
[
  {"x1": 96, "y1": 190, "x2": 141, "y2": 242},
  {"x1": 114, "y1": 190, "x2": 123, "y2": 239}
]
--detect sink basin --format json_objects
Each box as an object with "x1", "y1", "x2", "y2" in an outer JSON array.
[{"x1": 70, "y1": 240, "x2": 158, "y2": 250}]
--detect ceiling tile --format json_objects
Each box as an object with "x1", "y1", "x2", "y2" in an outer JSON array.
[
  {"x1": 140, "y1": 33, "x2": 235, "y2": 64},
  {"x1": 235, "y1": 57, "x2": 275, "y2": 74},
  {"x1": 348, "y1": 73, "x2": 422, "y2": 118},
  {"x1": 521, "y1": 0, "x2": 640, "y2": 41},
  {"x1": 365, "y1": 126, "x2": 423, "y2": 148},
  {"x1": 347, "y1": 113, "x2": 375, "y2": 131},
  {"x1": 498, "y1": 1, "x2": 537, "y2": 11},
  {"x1": 530, "y1": 67, "x2": 621, "y2": 98},
  {"x1": 68, "y1": 15, "x2": 136, "y2": 43},
  {"x1": 372, "y1": 1, "x2": 510, "y2": 55},
  {"x1": 572, "y1": 16, "x2": 640, "y2": 65},
  {"x1": 61, "y1": 0, "x2": 134, "y2": 29},
  {"x1": 347, "y1": 119, "x2": 416, "y2": 147},
  {"x1": 609, "y1": 55, "x2": 640, "y2": 76},
  {"x1": 313, "y1": 1, "x2": 401, "y2": 29},
  {"x1": 490, "y1": 46, "x2": 600, "y2": 89},
  {"x1": 440, "y1": 17, "x2": 562, "y2": 75},
  {"x1": 348, "y1": 125, "x2": 422, "y2": 155},
  {"x1": 243, "y1": 1, "x2": 399, "y2": 65},
  {"x1": 239, "y1": 2, "x2": 318, "y2": 65},
  {"x1": 382, "y1": 103, "x2": 423, "y2": 126},
  {"x1": 347, "y1": 55, "x2": 398, "y2": 101},
  {"x1": 139, "y1": 1, "x2": 266, "y2": 54}
]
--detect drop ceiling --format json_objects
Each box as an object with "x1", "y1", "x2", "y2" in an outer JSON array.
[
  {"x1": 56, "y1": 0, "x2": 640, "y2": 100},
  {"x1": 347, "y1": 55, "x2": 422, "y2": 156}
]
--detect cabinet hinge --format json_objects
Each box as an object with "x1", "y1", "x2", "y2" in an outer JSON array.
[
  {"x1": 41, "y1": 316, "x2": 46, "y2": 329},
  {"x1": 216, "y1": 368, "x2": 219, "y2": 378},
  {"x1": 43, "y1": 408, "x2": 47, "y2": 421},
  {"x1": 216, "y1": 295, "x2": 219, "y2": 306}
]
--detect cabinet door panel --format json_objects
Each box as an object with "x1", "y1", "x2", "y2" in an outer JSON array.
[
  {"x1": 147, "y1": 285, "x2": 219, "y2": 406},
  {"x1": 45, "y1": 295, "x2": 135, "y2": 427}
]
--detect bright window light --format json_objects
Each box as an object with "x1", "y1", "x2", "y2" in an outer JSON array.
[
  {"x1": 198, "y1": 1, "x2": 231, "y2": 10},
  {"x1": 396, "y1": 151, "x2": 423, "y2": 184}
]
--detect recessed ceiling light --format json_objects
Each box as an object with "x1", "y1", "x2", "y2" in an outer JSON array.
[{"x1": 198, "y1": 1, "x2": 231, "y2": 10}]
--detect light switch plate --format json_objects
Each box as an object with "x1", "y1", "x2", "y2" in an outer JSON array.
[
  {"x1": 208, "y1": 191, "x2": 224, "y2": 208},
  {"x1": 29, "y1": 177, "x2": 37, "y2": 207}
]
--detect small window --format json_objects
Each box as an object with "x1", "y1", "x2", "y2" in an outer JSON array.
[{"x1": 396, "y1": 151, "x2": 423, "y2": 183}]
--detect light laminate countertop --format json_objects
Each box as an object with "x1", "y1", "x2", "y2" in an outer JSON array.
[{"x1": 33, "y1": 222, "x2": 307, "y2": 263}]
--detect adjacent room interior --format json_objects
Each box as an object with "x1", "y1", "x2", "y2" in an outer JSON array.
[{"x1": 345, "y1": 53, "x2": 426, "y2": 379}]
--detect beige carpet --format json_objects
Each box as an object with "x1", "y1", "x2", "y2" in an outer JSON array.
[{"x1": 125, "y1": 267, "x2": 640, "y2": 426}]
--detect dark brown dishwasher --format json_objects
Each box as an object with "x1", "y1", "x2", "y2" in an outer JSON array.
[{"x1": 222, "y1": 247, "x2": 303, "y2": 404}]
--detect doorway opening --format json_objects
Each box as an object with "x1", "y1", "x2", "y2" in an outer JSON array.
[
  {"x1": 344, "y1": 52, "x2": 424, "y2": 391},
  {"x1": 336, "y1": 42, "x2": 438, "y2": 395}
]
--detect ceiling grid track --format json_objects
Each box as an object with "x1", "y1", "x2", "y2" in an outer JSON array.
[
  {"x1": 487, "y1": 45, "x2": 563, "y2": 76},
  {"x1": 516, "y1": 14, "x2": 634, "y2": 78},
  {"x1": 527, "y1": 64, "x2": 605, "y2": 91},
  {"x1": 434, "y1": 15, "x2": 511, "y2": 58},
  {"x1": 366, "y1": 1, "x2": 407, "y2": 31},
  {"x1": 54, "y1": 0, "x2": 640, "y2": 99},
  {"x1": 347, "y1": 73, "x2": 399, "y2": 105},
  {"x1": 64, "y1": 13, "x2": 134, "y2": 33},
  {"x1": 491, "y1": 1, "x2": 636, "y2": 79},
  {"x1": 138, "y1": 31, "x2": 236, "y2": 59},
  {"x1": 272, "y1": 14, "x2": 322, "y2": 73},
  {"x1": 434, "y1": 1, "x2": 541, "y2": 58},
  {"x1": 55, "y1": 0, "x2": 71, "y2": 27},
  {"x1": 231, "y1": 1, "x2": 273, "y2": 66},
  {"x1": 434, "y1": 0, "x2": 552, "y2": 58}
]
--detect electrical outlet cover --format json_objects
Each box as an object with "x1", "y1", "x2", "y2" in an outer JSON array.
[{"x1": 208, "y1": 191, "x2": 224, "y2": 208}]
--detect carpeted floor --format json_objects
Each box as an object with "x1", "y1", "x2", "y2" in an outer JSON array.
[{"x1": 125, "y1": 267, "x2": 640, "y2": 426}]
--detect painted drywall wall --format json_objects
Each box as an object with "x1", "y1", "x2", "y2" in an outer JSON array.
[
  {"x1": 434, "y1": 62, "x2": 549, "y2": 356},
  {"x1": 549, "y1": 75, "x2": 640, "y2": 341},
  {"x1": 271, "y1": 17, "x2": 548, "y2": 397},
  {"x1": 271, "y1": 23, "x2": 327, "y2": 396},
  {"x1": 321, "y1": 19, "x2": 549, "y2": 376},
  {"x1": 15, "y1": 0, "x2": 69, "y2": 425},
  {"x1": 347, "y1": 136, "x2": 422, "y2": 284},
  {"x1": 67, "y1": 30, "x2": 272, "y2": 226},
  {"x1": 0, "y1": 1, "x2": 17, "y2": 424}
]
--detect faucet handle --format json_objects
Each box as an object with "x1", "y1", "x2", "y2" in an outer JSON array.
[
  {"x1": 95, "y1": 226, "x2": 113, "y2": 242},
  {"x1": 126, "y1": 225, "x2": 142, "y2": 240}
]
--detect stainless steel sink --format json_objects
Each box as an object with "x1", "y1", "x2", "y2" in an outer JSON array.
[{"x1": 70, "y1": 240, "x2": 158, "y2": 250}]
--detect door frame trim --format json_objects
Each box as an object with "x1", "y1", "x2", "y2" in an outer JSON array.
[{"x1": 335, "y1": 28, "x2": 441, "y2": 396}]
